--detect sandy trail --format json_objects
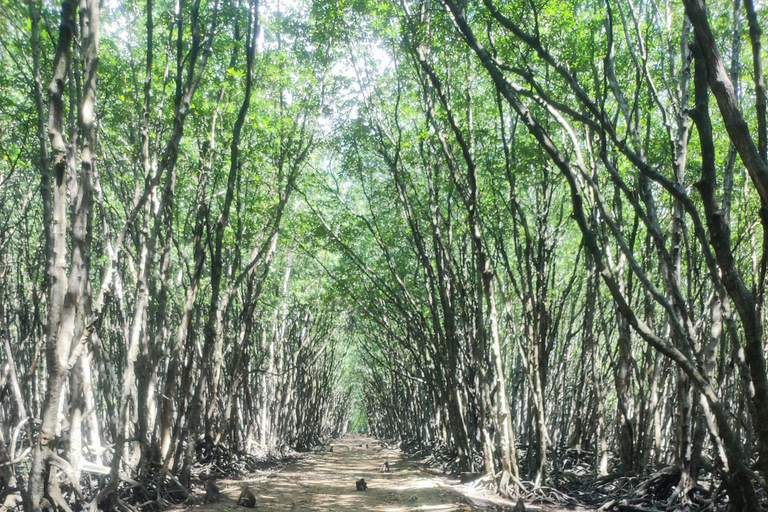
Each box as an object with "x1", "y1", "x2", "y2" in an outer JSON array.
[{"x1": 184, "y1": 435, "x2": 588, "y2": 512}]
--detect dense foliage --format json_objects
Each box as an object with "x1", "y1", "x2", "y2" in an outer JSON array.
[{"x1": 1, "y1": 0, "x2": 767, "y2": 509}]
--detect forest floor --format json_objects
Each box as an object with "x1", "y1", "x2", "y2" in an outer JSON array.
[{"x1": 180, "y1": 435, "x2": 593, "y2": 512}]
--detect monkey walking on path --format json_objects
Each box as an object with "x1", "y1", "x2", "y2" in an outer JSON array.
[
  {"x1": 355, "y1": 478, "x2": 368, "y2": 491},
  {"x1": 237, "y1": 486, "x2": 257, "y2": 508}
]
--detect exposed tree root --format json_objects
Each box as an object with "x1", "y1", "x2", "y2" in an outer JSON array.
[
  {"x1": 592, "y1": 465, "x2": 728, "y2": 512},
  {"x1": 494, "y1": 472, "x2": 578, "y2": 506}
]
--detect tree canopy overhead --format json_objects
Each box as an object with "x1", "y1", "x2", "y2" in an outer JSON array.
[{"x1": 1, "y1": 0, "x2": 767, "y2": 509}]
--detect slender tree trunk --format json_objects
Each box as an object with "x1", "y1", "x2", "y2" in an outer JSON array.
[{"x1": 30, "y1": 0, "x2": 98, "y2": 508}]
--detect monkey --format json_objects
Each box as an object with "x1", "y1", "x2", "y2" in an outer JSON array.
[
  {"x1": 380, "y1": 460, "x2": 390, "y2": 473},
  {"x1": 204, "y1": 480, "x2": 221, "y2": 503},
  {"x1": 196, "y1": 434, "x2": 216, "y2": 462},
  {"x1": 513, "y1": 498, "x2": 525, "y2": 512},
  {"x1": 237, "y1": 486, "x2": 257, "y2": 508},
  {"x1": 355, "y1": 478, "x2": 368, "y2": 491},
  {"x1": 329, "y1": 446, "x2": 334, "y2": 452}
]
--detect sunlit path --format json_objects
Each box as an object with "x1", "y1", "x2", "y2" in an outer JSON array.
[{"x1": 185, "y1": 436, "x2": 593, "y2": 512}]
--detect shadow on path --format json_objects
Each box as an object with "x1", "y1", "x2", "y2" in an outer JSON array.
[{"x1": 183, "y1": 435, "x2": 588, "y2": 512}]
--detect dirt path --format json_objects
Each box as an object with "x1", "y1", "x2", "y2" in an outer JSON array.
[{"x1": 183, "y1": 435, "x2": 591, "y2": 512}]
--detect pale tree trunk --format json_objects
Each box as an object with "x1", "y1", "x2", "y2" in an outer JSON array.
[
  {"x1": 29, "y1": 0, "x2": 99, "y2": 509},
  {"x1": 157, "y1": 145, "x2": 208, "y2": 465},
  {"x1": 112, "y1": 0, "x2": 218, "y2": 493},
  {"x1": 580, "y1": 258, "x2": 607, "y2": 474},
  {"x1": 181, "y1": 0, "x2": 257, "y2": 484},
  {"x1": 411, "y1": 46, "x2": 519, "y2": 482},
  {"x1": 440, "y1": 0, "x2": 763, "y2": 505},
  {"x1": 392, "y1": 130, "x2": 472, "y2": 470},
  {"x1": 27, "y1": 0, "x2": 51, "y2": 252},
  {"x1": 1, "y1": 323, "x2": 32, "y2": 506},
  {"x1": 80, "y1": 351, "x2": 102, "y2": 466}
]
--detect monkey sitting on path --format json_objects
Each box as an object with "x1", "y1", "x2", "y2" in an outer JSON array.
[
  {"x1": 355, "y1": 478, "x2": 368, "y2": 491},
  {"x1": 380, "y1": 460, "x2": 390, "y2": 473},
  {"x1": 237, "y1": 486, "x2": 257, "y2": 508},
  {"x1": 204, "y1": 481, "x2": 221, "y2": 503},
  {"x1": 513, "y1": 498, "x2": 525, "y2": 512}
]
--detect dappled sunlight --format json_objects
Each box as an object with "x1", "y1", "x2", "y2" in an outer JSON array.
[
  {"x1": 188, "y1": 436, "x2": 505, "y2": 512},
  {"x1": 393, "y1": 479, "x2": 440, "y2": 491}
]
